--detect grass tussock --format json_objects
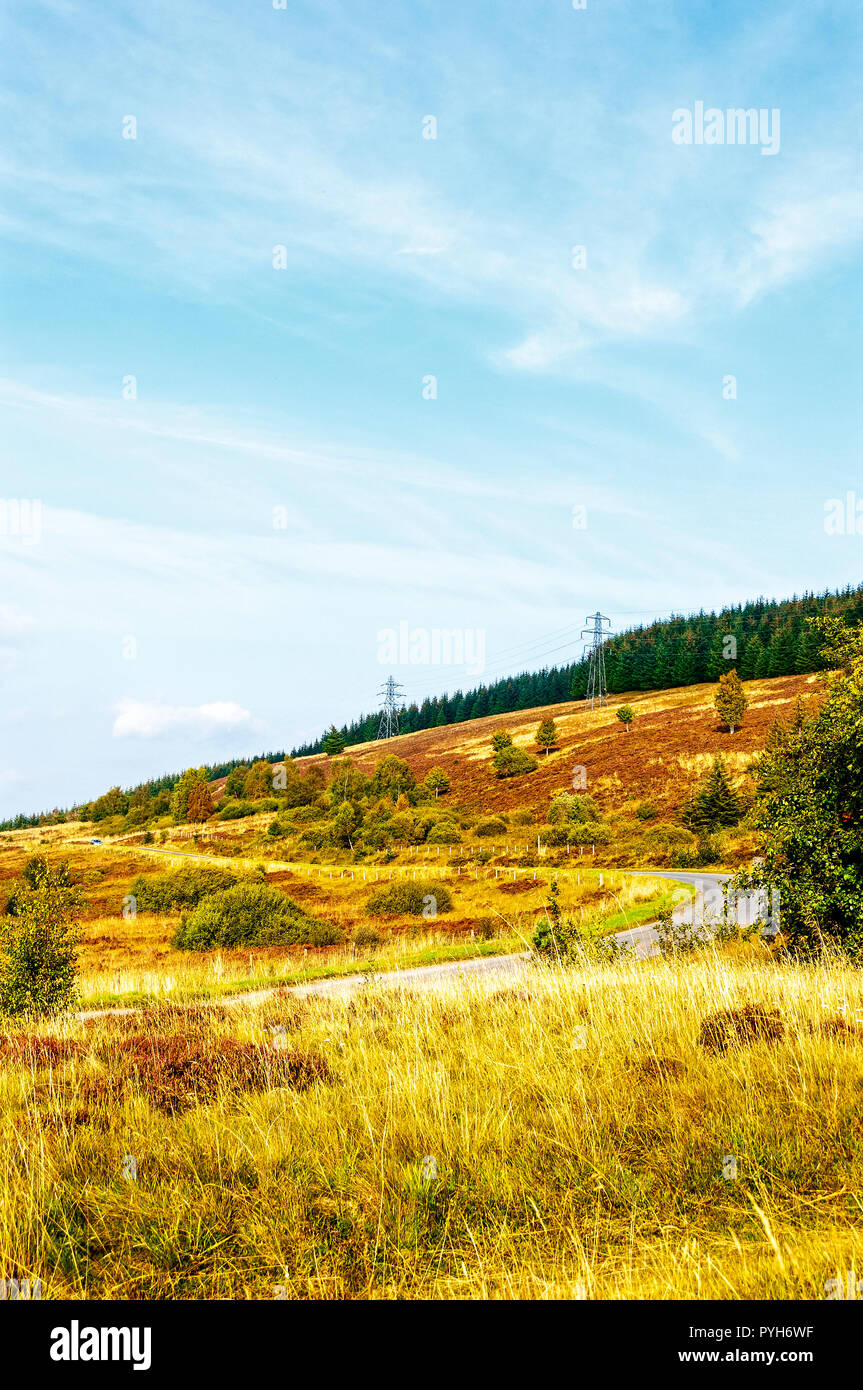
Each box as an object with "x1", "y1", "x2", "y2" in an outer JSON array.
[{"x1": 0, "y1": 950, "x2": 860, "y2": 1299}]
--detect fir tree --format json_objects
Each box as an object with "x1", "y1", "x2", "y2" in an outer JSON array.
[
  {"x1": 322, "y1": 726, "x2": 347, "y2": 756},
  {"x1": 616, "y1": 705, "x2": 634, "y2": 734},
  {"x1": 536, "y1": 717, "x2": 558, "y2": 756}
]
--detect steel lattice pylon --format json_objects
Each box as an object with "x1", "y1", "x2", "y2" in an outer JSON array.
[
  {"x1": 580, "y1": 612, "x2": 613, "y2": 710},
  {"x1": 377, "y1": 675, "x2": 405, "y2": 739}
]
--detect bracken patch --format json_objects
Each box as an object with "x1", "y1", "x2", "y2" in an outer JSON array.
[
  {"x1": 0, "y1": 1035, "x2": 84, "y2": 1066},
  {"x1": 697, "y1": 1004, "x2": 785, "y2": 1054},
  {"x1": 807, "y1": 1016, "x2": 863, "y2": 1042},
  {"x1": 97, "y1": 1035, "x2": 333, "y2": 1113}
]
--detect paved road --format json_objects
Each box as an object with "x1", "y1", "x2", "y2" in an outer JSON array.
[
  {"x1": 76, "y1": 859, "x2": 759, "y2": 1020},
  {"x1": 620, "y1": 869, "x2": 761, "y2": 959},
  {"x1": 78, "y1": 951, "x2": 531, "y2": 1021}
]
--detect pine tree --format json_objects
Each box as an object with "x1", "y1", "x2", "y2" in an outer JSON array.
[
  {"x1": 616, "y1": 705, "x2": 634, "y2": 733},
  {"x1": 536, "y1": 717, "x2": 558, "y2": 756},
  {"x1": 322, "y1": 726, "x2": 347, "y2": 756},
  {"x1": 680, "y1": 757, "x2": 745, "y2": 830}
]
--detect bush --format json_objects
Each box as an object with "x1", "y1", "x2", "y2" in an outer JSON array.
[
  {"x1": 217, "y1": 800, "x2": 257, "y2": 821},
  {"x1": 475, "y1": 817, "x2": 507, "y2": 838},
  {"x1": 671, "y1": 833, "x2": 723, "y2": 868},
  {"x1": 426, "y1": 820, "x2": 461, "y2": 844},
  {"x1": 365, "y1": 880, "x2": 453, "y2": 917},
  {"x1": 643, "y1": 825, "x2": 695, "y2": 851},
  {"x1": 351, "y1": 923, "x2": 382, "y2": 949},
  {"x1": 567, "y1": 823, "x2": 611, "y2": 846},
  {"x1": 541, "y1": 826, "x2": 568, "y2": 846},
  {"x1": 267, "y1": 820, "x2": 286, "y2": 838},
  {"x1": 493, "y1": 746, "x2": 538, "y2": 778},
  {"x1": 548, "y1": 793, "x2": 600, "y2": 824},
  {"x1": 0, "y1": 866, "x2": 80, "y2": 1016},
  {"x1": 389, "y1": 812, "x2": 416, "y2": 841},
  {"x1": 635, "y1": 801, "x2": 658, "y2": 821},
  {"x1": 510, "y1": 808, "x2": 534, "y2": 826},
  {"x1": 130, "y1": 865, "x2": 239, "y2": 913},
  {"x1": 288, "y1": 805, "x2": 326, "y2": 823},
  {"x1": 173, "y1": 884, "x2": 343, "y2": 950},
  {"x1": 531, "y1": 880, "x2": 631, "y2": 964}
]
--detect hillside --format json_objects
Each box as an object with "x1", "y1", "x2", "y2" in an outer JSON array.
[
  {"x1": 291, "y1": 584, "x2": 863, "y2": 756},
  {"x1": 290, "y1": 671, "x2": 818, "y2": 818}
]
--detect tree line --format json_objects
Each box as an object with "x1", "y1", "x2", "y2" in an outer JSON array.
[
  {"x1": 291, "y1": 584, "x2": 863, "y2": 756},
  {"x1": 4, "y1": 584, "x2": 860, "y2": 831}
]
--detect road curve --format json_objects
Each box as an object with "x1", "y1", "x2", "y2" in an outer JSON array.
[
  {"x1": 76, "y1": 865, "x2": 755, "y2": 1020},
  {"x1": 78, "y1": 951, "x2": 531, "y2": 1021}
]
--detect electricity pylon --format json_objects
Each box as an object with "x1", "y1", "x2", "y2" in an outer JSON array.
[
  {"x1": 377, "y1": 676, "x2": 405, "y2": 740},
  {"x1": 580, "y1": 612, "x2": 613, "y2": 710}
]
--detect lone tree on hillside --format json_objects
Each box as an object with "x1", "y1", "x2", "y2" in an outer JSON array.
[
  {"x1": 490, "y1": 730, "x2": 513, "y2": 753},
  {"x1": 425, "y1": 767, "x2": 451, "y2": 798},
  {"x1": 714, "y1": 669, "x2": 747, "y2": 733},
  {"x1": 322, "y1": 725, "x2": 347, "y2": 756},
  {"x1": 616, "y1": 705, "x2": 634, "y2": 734},
  {"x1": 536, "y1": 717, "x2": 559, "y2": 756}
]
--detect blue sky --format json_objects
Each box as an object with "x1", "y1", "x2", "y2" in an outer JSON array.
[{"x1": 1, "y1": 0, "x2": 861, "y2": 818}]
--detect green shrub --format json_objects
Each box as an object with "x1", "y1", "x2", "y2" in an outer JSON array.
[
  {"x1": 671, "y1": 833, "x2": 723, "y2": 869},
  {"x1": 644, "y1": 824, "x2": 695, "y2": 851},
  {"x1": 365, "y1": 880, "x2": 453, "y2": 917},
  {"x1": 0, "y1": 866, "x2": 80, "y2": 1016},
  {"x1": 351, "y1": 923, "x2": 382, "y2": 949},
  {"x1": 548, "y1": 793, "x2": 600, "y2": 824},
  {"x1": 567, "y1": 823, "x2": 611, "y2": 846},
  {"x1": 216, "y1": 800, "x2": 257, "y2": 821},
  {"x1": 288, "y1": 805, "x2": 326, "y2": 823},
  {"x1": 493, "y1": 746, "x2": 538, "y2": 778},
  {"x1": 173, "y1": 884, "x2": 343, "y2": 950},
  {"x1": 475, "y1": 817, "x2": 507, "y2": 838},
  {"x1": 426, "y1": 820, "x2": 461, "y2": 844},
  {"x1": 542, "y1": 826, "x2": 568, "y2": 847},
  {"x1": 129, "y1": 865, "x2": 239, "y2": 912},
  {"x1": 635, "y1": 801, "x2": 658, "y2": 821},
  {"x1": 510, "y1": 808, "x2": 534, "y2": 826}
]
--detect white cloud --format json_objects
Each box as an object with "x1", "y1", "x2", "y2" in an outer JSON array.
[
  {"x1": 0, "y1": 602, "x2": 36, "y2": 637},
  {"x1": 112, "y1": 699, "x2": 253, "y2": 740}
]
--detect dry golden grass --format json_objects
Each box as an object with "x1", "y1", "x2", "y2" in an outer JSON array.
[{"x1": 0, "y1": 949, "x2": 860, "y2": 1300}]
